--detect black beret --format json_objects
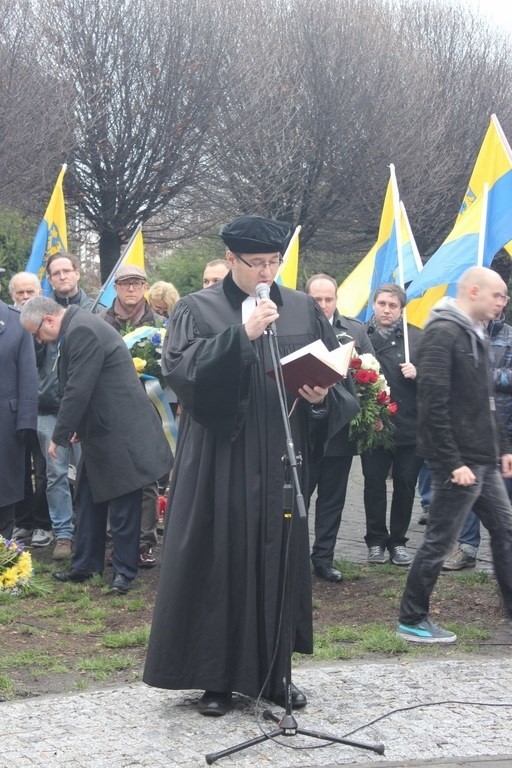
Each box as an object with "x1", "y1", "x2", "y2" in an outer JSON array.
[{"x1": 220, "y1": 215, "x2": 290, "y2": 254}]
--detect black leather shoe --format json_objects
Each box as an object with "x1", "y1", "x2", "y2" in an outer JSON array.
[
  {"x1": 197, "y1": 691, "x2": 232, "y2": 717},
  {"x1": 110, "y1": 573, "x2": 132, "y2": 594},
  {"x1": 52, "y1": 569, "x2": 97, "y2": 583},
  {"x1": 314, "y1": 565, "x2": 343, "y2": 583},
  {"x1": 270, "y1": 683, "x2": 307, "y2": 709}
]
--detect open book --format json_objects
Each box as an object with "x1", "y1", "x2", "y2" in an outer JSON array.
[{"x1": 267, "y1": 338, "x2": 355, "y2": 396}]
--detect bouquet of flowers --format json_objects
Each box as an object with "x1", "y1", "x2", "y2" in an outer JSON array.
[
  {"x1": 124, "y1": 327, "x2": 166, "y2": 388},
  {"x1": 0, "y1": 536, "x2": 33, "y2": 594},
  {"x1": 348, "y1": 353, "x2": 398, "y2": 454}
]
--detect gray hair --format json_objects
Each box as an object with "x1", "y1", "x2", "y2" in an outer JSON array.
[
  {"x1": 8, "y1": 271, "x2": 41, "y2": 296},
  {"x1": 20, "y1": 296, "x2": 62, "y2": 326}
]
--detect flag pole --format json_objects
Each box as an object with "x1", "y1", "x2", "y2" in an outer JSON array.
[
  {"x1": 476, "y1": 184, "x2": 489, "y2": 267},
  {"x1": 390, "y1": 165, "x2": 410, "y2": 363},
  {"x1": 90, "y1": 223, "x2": 142, "y2": 313}
]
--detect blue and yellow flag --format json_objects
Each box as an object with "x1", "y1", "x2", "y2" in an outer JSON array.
[
  {"x1": 26, "y1": 165, "x2": 68, "y2": 295},
  {"x1": 95, "y1": 226, "x2": 145, "y2": 309},
  {"x1": 276, "y1": 225, "x2": 300, "y2": 289},
  {"x1": 407, "y1": 115, "x2": 512, "y2": 327},
  {"x1": 337, "y1": 166, "x2": 422, "y2": 320}
]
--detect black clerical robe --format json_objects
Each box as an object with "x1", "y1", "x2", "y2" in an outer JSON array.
[{"x1": 143, "y1": 274, "x2": 358, "y2": 699}]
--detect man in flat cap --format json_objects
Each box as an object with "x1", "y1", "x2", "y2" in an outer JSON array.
[
  {"x1": 144, "y1": 215, "x2": 359, "y2": 716},
  {"x1": 101, "y1": 264, "x2": 163, "y2": 333},
  {"x1": 101, "y1": 263, "x2": 166, "y2": 569}
]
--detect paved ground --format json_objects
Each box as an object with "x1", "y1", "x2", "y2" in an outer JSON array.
[{"x1": 1, "y1": 462, "x2": 510, "y2": 768}]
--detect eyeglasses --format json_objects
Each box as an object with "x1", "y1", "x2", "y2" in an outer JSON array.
[
  {"x1": 236, "y1": 254, "x2": 282, "y2": 270},
  {"x1": 498, "y1": 294, "x2": 510, "y2": 303},
  {"x1": 116, "y1": 280, "x2": 146, "y2": 288},
  {"x1": 31, "y1": 317, "x2": 45, "y2": 339}
]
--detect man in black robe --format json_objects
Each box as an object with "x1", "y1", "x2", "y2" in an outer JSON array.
[{"x1": 143, "y1": 215, "x2": 359, "y2": 716}]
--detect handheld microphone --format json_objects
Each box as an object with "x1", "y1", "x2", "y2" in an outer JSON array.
[{"x1": 255, "y1": 282, "x2": 277, "y2": 335}]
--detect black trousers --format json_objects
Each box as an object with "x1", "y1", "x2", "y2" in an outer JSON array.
[
  {"x1": 14, "y1": 435, "x2": 51, "y2": 532},
  {"x1": 71, "y1": 468, "x2": 142, "y2": 580},
  {"x1": 361, "y1": 445, "x2": 423, "y2": 550},
  {"x1": 400, "y1": 462, "x2": 512, "y2": 625},
  {"x1": 0, "y1": 504, "x2": 15, "y2": 539},
  {"x1": 308, "y1": 455, "x2": 353, "y2": 568}
]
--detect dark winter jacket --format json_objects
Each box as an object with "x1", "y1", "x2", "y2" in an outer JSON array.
[
  {"x1": 416, "y1": 298, "x2": 509, "y2": 474},
  {"x1": 53, "y1": 306, "x2": 172, "y2": 503},
  {"x1": 366, "y1": 319, "x2": 422, "y2": 446},
  {"x1": 488, "y1": 314, "x2": 512, "y2": 438},
  {"x1": 36, "y1": 288, "x2": 96, "y2": 414}
]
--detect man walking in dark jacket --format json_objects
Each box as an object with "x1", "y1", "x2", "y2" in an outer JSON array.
[
  {"x1": 397, "y1": 266, "x2": 512, "y2": 643},
  {"x1": 20, "y1": 298, "x2": 172, "y2": 594}
]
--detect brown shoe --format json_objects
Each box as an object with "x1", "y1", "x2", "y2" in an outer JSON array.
[{"x1": 53, "y1": 538, "x2": 73, "y2": 560}]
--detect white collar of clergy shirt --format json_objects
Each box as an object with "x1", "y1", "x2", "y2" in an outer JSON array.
[{"x1": 242, "y1": 295, "x2": 257, "y2": 324}]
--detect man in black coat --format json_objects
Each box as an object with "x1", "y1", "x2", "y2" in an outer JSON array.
[
  {"x1": 0, "y1": 292, "x2": 38, "y2": 537},
  {"x1": 305, "y1": 274, "x2": 373, "y2": 582},
  {"x1": 143, "y1": 216, "x2": 359, "y2": 716},
  {"x1": 20, "y1": 297, "x2": 172, "y2": 594},
  {"x1": 363, "y1": 283, "x2": 423, "y2": 566}
]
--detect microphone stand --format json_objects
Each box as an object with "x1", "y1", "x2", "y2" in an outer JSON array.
[{"x1": 205, "y1": 321, "x2": 384, "y2": 764}]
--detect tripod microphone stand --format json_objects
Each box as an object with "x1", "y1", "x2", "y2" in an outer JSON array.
[{"x1": 205, "y1": 303, "x2": 385, "y2": 764}]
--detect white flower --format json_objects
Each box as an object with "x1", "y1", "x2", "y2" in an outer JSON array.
[{"x1": 359, "y1": 353, "x2": 381, "y2": 373}]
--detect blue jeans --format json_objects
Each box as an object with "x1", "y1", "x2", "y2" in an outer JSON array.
[
  {"x1": 417, "y1": 461, "x2": 431, "y2": 509},
  {"x1": 399, "y1": 462, "x2": 512, "y2": 625},
  {"x1": 37, "y1": 414, "x2": 75, "y2": 540},
  {"x1": 458, "y1": 478, "x2": 512, "y2": 555}
]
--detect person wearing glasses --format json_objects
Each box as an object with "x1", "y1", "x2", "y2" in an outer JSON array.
[
  {"x1": 0, "y1": 273, "x2": 38, "y2": 539},
  {"x1": 101, "y1": 265, "x2": 164, "y2": 333},
  {"x1": 101, "y1": 264, "x2": 166, "y2": 569},
  {"x1": 19, "y1": 297, "x2": 172, "y2": 595},
  {"x1": 143, "y1": 215, "x2": 359, "y2": 717},
  {"x1": 34, "y1": 252, "x2": 96, "y2": 561}
]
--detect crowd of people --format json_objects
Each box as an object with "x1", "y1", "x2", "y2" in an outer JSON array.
[{"x1": 2, "y1": 214, "x2": 512, "y2": 715}]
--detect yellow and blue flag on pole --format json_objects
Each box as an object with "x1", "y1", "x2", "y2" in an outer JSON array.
[
  {"x1": 26, "y1": 165, "x2": 67, "y2": 295},
  {"x1": 276, "y1": 225, "x2": 300, "y2": 289},
  {"x1": 337, "y1": 166, "x2": 422, "y2": 320},
  {"x1": 406, "y1": 115, "x2": 512, "y2": 327},
  {"x1": 95, "y1": 225, "x2": 145, "y2": 309}
]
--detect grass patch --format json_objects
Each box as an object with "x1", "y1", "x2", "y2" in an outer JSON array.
[
  {"x1": 0, "y1": 603, "x2": 18, "y2": 625},
  {"x1": 77, "y1": 654, "x2": 134, "y2": 680},
  {"x1": 1, "y1": 650, "x2": 67, "y2": 673},
  {"x1": 453, "y1": 571, "x2": 493, "y2": 588},
  {"x1": 124, "y1": 598, "x2": 146, "y2": 612},
  {"x1": 314, "y1": 622, "x2": 412, "y2": 660},
  {"x1": 335, "y1": 560, "x2": 366, "y2": 581},
  {"x1": 61, "y1": 622, "x2": 105, "y2": 635},
  {"x1": 0, "y1": 673, "x2": 14, "y2": 697},
  {"x1": 102, "y1": 626, "x2": 150, "y2": 648}
]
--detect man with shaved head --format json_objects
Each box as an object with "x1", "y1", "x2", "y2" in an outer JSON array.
[{"x1": 397, "y1": 266, "x2": 512, "y2": 643}]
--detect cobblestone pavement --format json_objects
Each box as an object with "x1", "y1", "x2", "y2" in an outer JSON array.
[{"x1": 1, "y1": 463, "x2": 510, "y2": 768}]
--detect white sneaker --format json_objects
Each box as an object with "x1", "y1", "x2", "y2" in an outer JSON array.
[{"x1": 31, "y1": 529, "x2": 54, "y2": 547}]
